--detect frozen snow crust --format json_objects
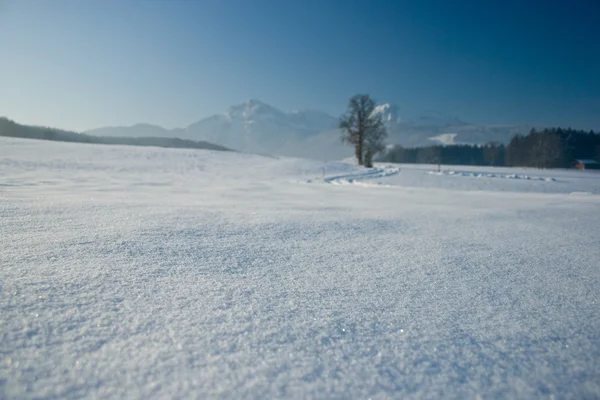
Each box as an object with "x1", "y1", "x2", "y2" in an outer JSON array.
[{"x1": 2, "y1": 137, "x2": 600, "y2": 398}]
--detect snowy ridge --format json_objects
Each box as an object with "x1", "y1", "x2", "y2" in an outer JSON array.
[
  {"x1": 428, "y1": 133, "x2": 458, "y2": 145},
  {"x1": 85, "y1": 99, "x2": 535, "y2": 160},
  {"x1": 372, "y1": 103, "x2": 401, "y2": 123}
]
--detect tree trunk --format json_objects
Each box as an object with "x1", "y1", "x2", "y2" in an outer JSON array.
[
  {"x1": 364, "y1": 151, "x2": 373, "y2": 168},
  {"x1": 355, "y1": 142, "x2": 363, "y2": 165}
]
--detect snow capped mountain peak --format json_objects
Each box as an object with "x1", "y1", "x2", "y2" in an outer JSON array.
[
  {"x1": 85, "y1": 98, "x2": 526, "y2": 160},
  {"x1": 227, "y1": 99, "x2": 285, "y2": 120},
  {"x1": 178, "y1": 99, "x2": 342, "y2": 158},
  {"x1": 372, "y1": 103, "x2": 401, "y2": 123}
]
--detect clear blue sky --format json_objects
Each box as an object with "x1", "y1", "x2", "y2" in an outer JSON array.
[{"x1": 1, "y1": 0, "x2": 599, "y2": 131}]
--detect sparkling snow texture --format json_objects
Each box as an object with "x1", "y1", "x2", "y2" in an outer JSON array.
[{"x1": 1, "y1": 138, "x2": 600, "y2": 398}]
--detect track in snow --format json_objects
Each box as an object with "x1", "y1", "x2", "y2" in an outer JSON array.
[
  {"x1": 429, "y1": 169, "x2": 556, "y2": 182},
  {"x1": 306, "y1": 166, "x2": 400, "y2": 186}
]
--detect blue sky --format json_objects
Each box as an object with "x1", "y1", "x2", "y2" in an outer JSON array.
[{"x1": 0, "y1": 0, "x2": 599, "y2": 131}]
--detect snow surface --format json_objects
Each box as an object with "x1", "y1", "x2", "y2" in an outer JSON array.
[
  {"x1": 372, "y1": 104, "x2": 402, "y2": 123},
  {"x1": 428, "y1": 133, "x2": 458, "y2": 145},
  {"x1": 2, "y1": 137, "x2": 600, "y2": 399}
]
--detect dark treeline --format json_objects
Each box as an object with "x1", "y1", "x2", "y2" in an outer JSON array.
[
  {"x1": 505, "y1": 128, "x2": 600, "y2": 168},
  {"x1": 379, "y1": 128, "x2": 600, "y2": 168},
  {"x1": 379, "y1": 143, "x2": 505, "y2": 166},
  {"x1": 0, "y1": 117, "x2": 231, "y2": 152}
]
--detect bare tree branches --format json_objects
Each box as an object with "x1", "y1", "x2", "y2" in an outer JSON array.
[{"x1": 339, "y1": 94, "x2": 387, "y2": 167}]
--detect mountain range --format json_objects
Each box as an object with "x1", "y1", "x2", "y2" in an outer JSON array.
[{"x1": 87, "y1": 99, "x2": 533, "y2": 160}]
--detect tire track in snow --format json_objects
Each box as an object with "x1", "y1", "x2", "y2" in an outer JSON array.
[
  {"x1": 312, "y1": 166, "x2": 400, "y2": 186},
  {"x1": 428, "y1": 169, "x2": 557, "y2": 182}
]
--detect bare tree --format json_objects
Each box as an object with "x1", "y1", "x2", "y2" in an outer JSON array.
[{"x1": 339, "y1": 94, "x2": 387, "y2": 167}]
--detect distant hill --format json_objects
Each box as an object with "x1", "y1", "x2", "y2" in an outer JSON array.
[
  {"x1": 85, "y1": 99, "x2": 537, "y2": 160},
  {"x1": 85, "y1": 99, "x2": 345, "y2": 160},
  {"x1": 1, "y1": 100, "x2": 546, "y2": 161},
  {"x1": 0, "y1": 117, "x2": 231, "y2": 152},
  {"x1": 86, "y1": 123, "x2": 173, "y2": 138}
]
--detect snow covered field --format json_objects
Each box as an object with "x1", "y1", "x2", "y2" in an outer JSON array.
[{"x1": 2, "y1": 137, "x2": 600, "y2": 399}]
